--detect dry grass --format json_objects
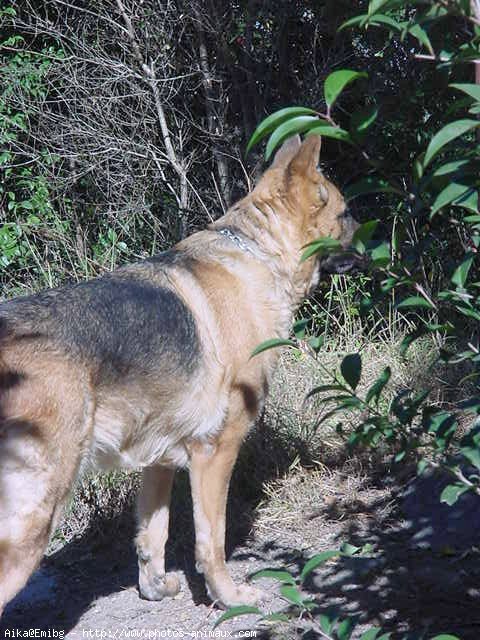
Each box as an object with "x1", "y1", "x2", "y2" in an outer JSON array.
[
  {"x1": 263, "y1": 330, "x2": 437, "y2": 463},
  {"x1": 251, "y1": 318, "x2": 474, "y2": 531},
  {"x1": 49, "y1": 471, "x2": 140, "y2": 553}
]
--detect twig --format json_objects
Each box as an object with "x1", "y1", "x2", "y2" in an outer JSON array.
[{"x1": 115, "y1": 0, "x2": 189, "y2": 215}]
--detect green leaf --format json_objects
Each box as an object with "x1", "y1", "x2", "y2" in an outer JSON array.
[
  {"x1": 300, "y1": 236, "x2": 342, "y2": 262},
  {"x1": 416, "y1": 157, "x2": 430, "y2": 180},
  {"x1": 305, "y1": 384, "x2": 345, "y2": 400},
  {"x1": 293, "y1": 318, "x2": 309, "y2": 339},
  {"x1": 214, "y1": 605, "x2": 262, "y2": 627},
  {"x1": 360, "y1": 629, "x2": 381, "y2": 640},
  {"x1": 464, "y1": 214, "x2": 480, "y2": 223},
  {"x1": 305, "y1": 125, "x2": 352, "y2": 143},
  {"x1": 340, "y1": 542, "x2": 361, "y2": 556},
  {"x1": 460, "y1": 445, "x2": 480, "y2": 469},
  {"x1": 368, "y1": 0, "x2": 390, "y2": 15},
  {"x1": 317, "y1": 406, "x2": 348, "y2": 427},
  {"x1": 408, "y1": 23, "x2": 434, "y2": 55},
  {"x1": 337, "y1": 617, "x2": 355, "y2": 640},
  {"x1": 250, "y1": 569, "x2": 296, "y2": 585},
  {"x1": 451, "y1": 253, "x2": 475, "y2": 288},
  {"x1": 424, "y1": 119, "x2": 480, "y2": 168},
  {"x1": 338, "y1": 15, "x2": 365, "y2": 31},
  {"x1": 397, "y1": 296, "x2": 434, "y2": 310},
  {"x1": 324, "y1": 70, "x2": 368, "y2": 109},
  {"x1": 279, "y1": 584, "x2": 305, "y2": 606},
  {"x1": 417, "y1": 459, "x2": 429, "y2": 475},
  {"x1": 360, "y1": 542, "x2": 375, "y2": 556},
  {"x1": 450, "y1": 82, "x2": 480, "y2": 102},
  {"x1": 432, "y1": 159, "x2": 471, "y2": 176},
  {"x1": 430, "y1": 636, "x2": 461, "y2": 640},
  {"x1": 339, "y1": 12, "x2": 402, "y2": 32},
  {"x1": 319, "y1": 614, "x2": 335, "y2": 634},
  {"x1": 424, "y1": 411, "x2": 457, "y2": 450},
  {"x1": 369, "y1": 241, "x2": 390, "y2": 267},
  {"x1": 453, "y1": 189, "x2": 478, "y2": 213},
  {"x1": 350, "y1": 104, "x2": 378, "y2": 141},
  {"x1": 431, "y1": 183, "x2": 478, "y2": 216},
  {"x1": 246, "y1": 107, "x2": 317, "y2": 154},
  {"x1": 261, "y1": 612, "x2": 290, "y2": 623},
  {"x1": 265, "y1": 116, "x2": 319, "y2": 160},
  {"x1": 366, "y1": 367, "x2": 391, "y2": 404},
  {"x1": 337, "y1": 396, "x2": 363, "y2": 409},
  {"x1": 251, "y1": 338, "x2": 296, "y2": 357},
  {"x1": 368, "y1": 14, "x2": 402, "y2": 30},
  {"x1": 309, "y1": 335, "x2": 324, "y2": 352},
  {"x1": 300, "y1": 550, "x2": 340, "y2": 581},
  {"x1": 351, "y1": 220, "x2": 378, "y2": 252},
  {"x1": 440, "y1": 483, "x2": 469, "y2": 506},
  {"x1": 341, "y1": 353, "x2": 362, "y2": 390},
  {"x1": 345, "y1": 176, "x2": 399, "y2": 201}
]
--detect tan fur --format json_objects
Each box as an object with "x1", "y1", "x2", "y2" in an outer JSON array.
[{"x1": 0, "y1": 135, "x2": 355, "y2": 615}]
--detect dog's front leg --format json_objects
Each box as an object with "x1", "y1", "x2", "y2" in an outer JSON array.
[
  {"x1": 136, "y1": 465, "x2": 180, "y2": 601},
  {"x1": 188, "y1": 412, "x2": 264, "y2": 608}
]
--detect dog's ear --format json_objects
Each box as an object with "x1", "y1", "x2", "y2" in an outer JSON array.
[
  {"x1": 271, "y1": 134, "x2": 302, "y2": 168},
  {"x1": 289, "y1": 135, "x2": 322, "y2": 175}
]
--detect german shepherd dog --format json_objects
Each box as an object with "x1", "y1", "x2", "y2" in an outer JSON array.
[{"x1": 0, "y1": 135, "x2": 358, "y2": 616}]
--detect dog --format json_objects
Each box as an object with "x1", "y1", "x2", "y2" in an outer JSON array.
[{"x1": 0, "y1": 134, "x2": 359, "y2": 616}]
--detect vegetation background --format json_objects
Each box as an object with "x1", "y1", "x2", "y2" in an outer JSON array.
[{"x1": 2, "y1": 1, "x2": 480, "y2": 639}]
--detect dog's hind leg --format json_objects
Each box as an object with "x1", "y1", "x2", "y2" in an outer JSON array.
[
  {"x1": 136, "y1": 465, "x2": 180, "y2": 601},
  {"x1": 0, "y1": 356, "x2": 92, "y2": 617},
  {"x1": 188, "y1": 390, "x2": 265, "y2": 608}
]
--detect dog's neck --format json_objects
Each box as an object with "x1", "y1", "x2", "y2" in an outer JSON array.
[
  {"x1": 211, "y1": 196, "x2": 318, "y2": 309},
  {"x1": 215, "y1": 227, "x2": 258, "y2": 257}
]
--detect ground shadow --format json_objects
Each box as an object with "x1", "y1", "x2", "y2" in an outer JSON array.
[{"x1": 250, "y1": 467, "x2": 480, "y2": 639}]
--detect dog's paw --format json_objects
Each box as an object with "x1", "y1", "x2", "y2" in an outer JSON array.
[
  {"x1": 139, "y1": 572, "x2": 181, "y2": 601},
  {"x1": 218, "y1": 583, "x2": 266, "y2": 609}
]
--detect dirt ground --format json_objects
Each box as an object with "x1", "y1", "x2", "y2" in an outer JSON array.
[{"x1": 2, "y1": 461, "x2": 480, "y2": 640}]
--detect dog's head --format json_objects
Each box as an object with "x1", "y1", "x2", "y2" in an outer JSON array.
[{"x1": 253, "y1": 134, "x2": 362, "y2": 278}]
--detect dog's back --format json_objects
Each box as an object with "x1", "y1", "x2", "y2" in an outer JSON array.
[{"x1": 0, "y1": 258, "x2": 201, "y2": 384}]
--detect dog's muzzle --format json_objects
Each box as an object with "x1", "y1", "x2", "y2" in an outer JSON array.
[{"x1": 321, "y1": 252, "x2": 369, "y2": 275}]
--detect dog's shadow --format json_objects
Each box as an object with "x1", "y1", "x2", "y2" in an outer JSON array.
[
  {"x1": 0, "y1": 417, "x2": 313, "y2": 633},
  {"x1": 0, "y1": 475, "x2": 211, "y2": 632}
]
